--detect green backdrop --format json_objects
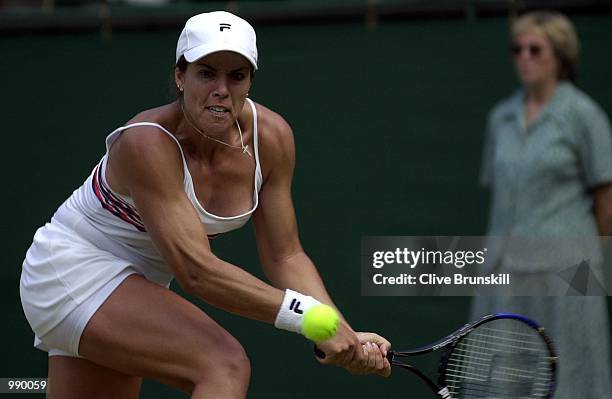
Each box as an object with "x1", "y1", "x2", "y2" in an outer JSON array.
[{"x1": 2, "y1": 14, "x2": 611, "y2": 398}]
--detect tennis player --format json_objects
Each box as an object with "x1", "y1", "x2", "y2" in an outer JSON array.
[{"x1": 20, "y1": 11, "x2": 391, "y2": 398}]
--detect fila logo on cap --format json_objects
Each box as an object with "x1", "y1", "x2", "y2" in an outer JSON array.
[{"x1": 175, "y1": 12, "x2": 258, "y2": 69}]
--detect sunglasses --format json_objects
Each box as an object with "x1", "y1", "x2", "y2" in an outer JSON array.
[{"x1": 511, "y1": 43, "x2": 543, "y2": 58}]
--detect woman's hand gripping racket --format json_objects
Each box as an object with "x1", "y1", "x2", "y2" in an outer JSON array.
[{"x1": 316, "y1": 313, "x2": 557, "y2": 398}]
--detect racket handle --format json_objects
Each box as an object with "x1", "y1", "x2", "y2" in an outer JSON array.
[
  {"x1": 314, "y1": 346, "x2": 325, "y2": 359},
  {"x1": 314, "y1": 345, "x2": 394, "y2": 361}
]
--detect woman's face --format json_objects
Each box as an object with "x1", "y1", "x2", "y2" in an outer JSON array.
[
  {"x1": 176, "y1": 51, "x2": 252, "y2": 135},
  {"x1": 512, "y1": 30, "x2": 558, "y2": 88}
]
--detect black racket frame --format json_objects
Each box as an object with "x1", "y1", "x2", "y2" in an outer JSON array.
[{"x1": 388, "y1": 313, "x2": 558, "y2": 399}]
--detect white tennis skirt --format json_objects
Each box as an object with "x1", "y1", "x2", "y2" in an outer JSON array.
[
  {"x1": 20, "y1": 209, "x2": 145, "y2": 357},
  {"x1": 27, "y1": 269, "x2": 137, "y2": 357}
]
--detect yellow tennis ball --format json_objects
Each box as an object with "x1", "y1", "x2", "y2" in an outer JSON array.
[{"x1": 302, "y1": 304, "x2": 340, "y2": 342}]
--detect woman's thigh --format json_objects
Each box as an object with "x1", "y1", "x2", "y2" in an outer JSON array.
[
  {"x1": 50, "y1": 274, "x2": 250, "y2": 397},
  {"x1": 48, "y1": 356, "x2": 142, "y2": 399}
]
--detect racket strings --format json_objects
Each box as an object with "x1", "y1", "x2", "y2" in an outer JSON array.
[{"x1": 443, "y1": 319, "x2": 554, "y2": 398}]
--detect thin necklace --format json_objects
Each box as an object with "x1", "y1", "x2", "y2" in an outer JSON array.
[{"x1": 181, "y1": 103, "x2": 252, "y2": 157}]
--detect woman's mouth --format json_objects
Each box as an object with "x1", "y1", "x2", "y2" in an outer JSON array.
[{"x1": 207, "y1": 106, "x2": 230, "y2": 117}]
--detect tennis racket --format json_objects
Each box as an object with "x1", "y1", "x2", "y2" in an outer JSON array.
[{"x1": 315, "y1": 313, "x2": 557, "y2": 398}]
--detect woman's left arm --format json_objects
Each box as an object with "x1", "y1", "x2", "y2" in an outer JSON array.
[
  {"x1": 251, "y1": 112, "x2": 335, "y2": 308},
  {"x1": 252, "y1": 108, "x2": 391, "y2": 376},
  {"x1": 593, "y1": 183, "x2": 612, "y2": 236},
  {"x1": 577, "y1": 100, "x2": 612, "y2": 236}
]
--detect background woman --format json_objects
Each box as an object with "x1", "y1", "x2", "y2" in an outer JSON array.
[{"x1": 473, "y1": 10, "x2": 612, "y2": 398}]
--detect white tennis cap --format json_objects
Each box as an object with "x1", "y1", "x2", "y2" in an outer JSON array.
[{"x1": 176, "y1": 11, "x2": 258, "y2": 70}]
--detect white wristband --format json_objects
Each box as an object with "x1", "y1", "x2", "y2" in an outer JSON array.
[{"x1": 274, "y1": 289, "x2": 321, "y2": 335}]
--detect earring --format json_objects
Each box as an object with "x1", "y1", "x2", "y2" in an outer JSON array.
[{"x1": 177, "y1": 85, "x2": 183, "y2": 92}]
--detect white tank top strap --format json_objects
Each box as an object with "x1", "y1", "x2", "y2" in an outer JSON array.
[
  {"x1": 246, "y1": 98, "x2": 261, "y2": 171},
  {"x1": 104, "y1": 122, "x2": 190, "y2": 174},
  {"x1": 246, "y1": 99, "x2": 263, "y2": 193}
]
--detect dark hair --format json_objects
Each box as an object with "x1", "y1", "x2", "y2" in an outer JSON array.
[
  {"x1": 169, "y1": 55, "x2": 255, "y2": 99},
  {"x1": 168, "y1": 56, "x2": 189, "y2": 100},
  {"x1": 176, "y1": 55, "x2": 189, "y2": 73}
]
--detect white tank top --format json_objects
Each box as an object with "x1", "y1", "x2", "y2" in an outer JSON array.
[{"x1": 52, "y1": 99, "x2": 262, "y2": 286}]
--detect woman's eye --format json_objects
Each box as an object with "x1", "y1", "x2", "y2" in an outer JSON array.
[
  {"x1": 231, "y1": 72, "x2": 246, "y2": 81},
  {"x1": 199, "y1": 70, "x2": 214, "y2": 78}
]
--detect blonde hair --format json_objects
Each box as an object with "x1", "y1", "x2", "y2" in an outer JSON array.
[{"x1": 511, "y1": 11, "x2": 580, "y2": 81}]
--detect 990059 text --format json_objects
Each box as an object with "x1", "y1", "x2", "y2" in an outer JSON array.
[{"x1": 0, "y1": 378, "x2": 47, "y2": 393}]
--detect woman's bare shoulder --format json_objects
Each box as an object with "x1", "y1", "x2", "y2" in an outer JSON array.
[
  {"x1": 251, "y1": 101, "x2": 294, "y2": 152},
  {"x1": 124, "y1": 103, "x2": 180, "y2": 128}
]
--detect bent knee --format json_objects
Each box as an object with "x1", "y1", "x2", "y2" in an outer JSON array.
[
  {"x1": 192, "y1": 332, "x2": 251, "y2": 385},
  {"x1": 208, "y1": 333, "x2": 251, "y2": 377}
]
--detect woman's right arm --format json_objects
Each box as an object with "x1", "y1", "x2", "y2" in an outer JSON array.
[{"x1": 107, "y1": 126, "x2": 285, "y2": 322}]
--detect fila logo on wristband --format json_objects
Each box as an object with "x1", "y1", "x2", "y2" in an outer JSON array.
[
  {"x1": 289, "y1": 299, "x2": 304, "y2": 314},
  {"x1": 274, "y1": 289, "x2": 320, "y2": 335}
]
